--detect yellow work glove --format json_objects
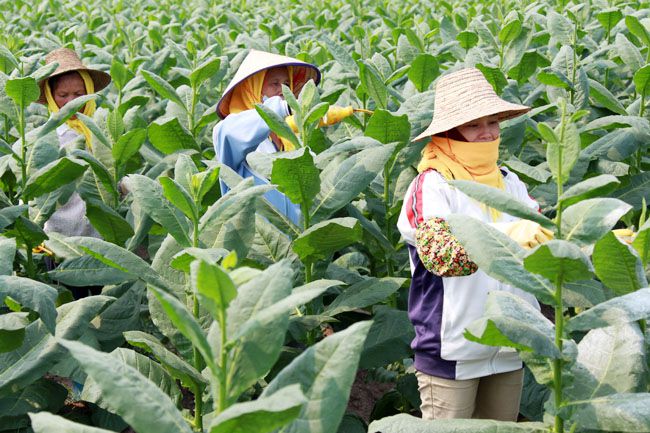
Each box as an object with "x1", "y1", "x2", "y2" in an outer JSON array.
[
  {"x1": 285, "y1": 106, "x2": 354, "y2": 133},
  {"x1": 502, "y1": 220, "x2": 554, "y2": 249},
  {"x1": 612, "y1": 228, "x2": 635, "y2": 244}
]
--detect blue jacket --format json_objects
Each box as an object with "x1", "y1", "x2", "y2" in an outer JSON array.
[{"x1": 212, "y1": 96, "x2": 302, "y2": 225}]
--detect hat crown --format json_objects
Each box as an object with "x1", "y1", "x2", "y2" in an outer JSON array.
[{"x1": 432, "y1": 67, "x2": 499, "y2": 121}]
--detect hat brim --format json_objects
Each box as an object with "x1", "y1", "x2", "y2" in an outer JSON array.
[
  {"x1": 37, "y1": 68, "x2": 111, "y2": 104},
  {"x1": 413, "y1": 99, "x2": 530, "y2": 142},
  {"x1": 217, "y1": 63, "x2": 320, "y2": 118}
]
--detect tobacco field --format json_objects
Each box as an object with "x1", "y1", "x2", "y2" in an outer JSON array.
[{"x1": 0, "y1": 0, "x2": 649, "y2": 432}]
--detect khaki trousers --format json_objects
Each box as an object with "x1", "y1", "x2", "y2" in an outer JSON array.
[{"x1": 416, "y1": 369, "x2": 524, "y2": 421}]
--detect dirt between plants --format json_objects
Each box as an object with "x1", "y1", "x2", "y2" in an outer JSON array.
[{"x1": 346, "y1": 370, "x2": 395, "y2": 422}]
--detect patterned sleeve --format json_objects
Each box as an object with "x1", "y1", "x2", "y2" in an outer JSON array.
[{"x1": 415, "y1": 217, "x2": 478, "y2": 277}]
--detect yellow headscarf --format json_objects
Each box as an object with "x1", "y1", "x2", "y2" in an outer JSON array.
[
  {"x1": 227, "y1": 66, "x2": 298, "y2": 151},
  {"x1": 417, "y1": 135, "x2": 504, "y2": 221},
  {"x1": 44, "y1": 70, "x2": 96, "y2": 150}
]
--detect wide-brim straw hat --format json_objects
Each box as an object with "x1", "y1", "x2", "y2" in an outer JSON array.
[
  {"x1": 216, "y1": 49, "x2": 321, "y2": 118},
  {"x1": 37, "y1": 48, "x2": 111, "y2": 104},
  {"x1": 413, "y1": 67, "x2": 530, "y2": 142}
]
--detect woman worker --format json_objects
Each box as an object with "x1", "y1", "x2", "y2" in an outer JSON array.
[
  {"x1": 397, "y1": 67, "x2": 553, "y2": 421},
  {"x1": 212, "y1": 49, "x2": 352, "y2": 225}
]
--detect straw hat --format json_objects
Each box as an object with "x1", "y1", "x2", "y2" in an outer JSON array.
[
  {"x1": 413, "y1": 67, "x2": 530, "y2": 142},
  {"x1": 216, "y1": 49, "x2": 321, "y2": 118},
  {"x1": 37, "y1": 48, "x2": 111, "y2": 104}
]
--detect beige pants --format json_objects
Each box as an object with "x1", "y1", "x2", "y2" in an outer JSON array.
[{"x1": 416, "y1": 369, "x2": 524, "y2": 421}]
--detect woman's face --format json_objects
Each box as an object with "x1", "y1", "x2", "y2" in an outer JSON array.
[
  {"x1": 261, "y1": 67, "x2": 290, "y2": 99},
  {"x1": 52, "y1": 72, "x2": 86, "y2": 109},
  {"x1": 455, "y1": 114, "x2": 500, "y2": 142}
]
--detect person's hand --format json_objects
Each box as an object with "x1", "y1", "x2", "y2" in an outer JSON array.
[{"x1": 502, "y1": 220, "x2": 554, "y2": 249}]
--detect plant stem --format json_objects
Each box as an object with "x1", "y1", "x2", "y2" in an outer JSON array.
[
  {"x1": 553, "y1": 274, "x2": 565, "y2": 433},
  {"x1": 18, "y1": 103, "x2": 26, "y2": 199},
  {"x1": 218, "y1": 311, "x2": 228, "y2": 414},
  {"x1": 190, "y1": 224, "x2": 203, "y2": 430},
  {"x1": 383, "y1": 165, "x2": 394, "y2": 277}
]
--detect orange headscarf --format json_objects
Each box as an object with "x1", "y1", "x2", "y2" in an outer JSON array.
[
  {"x1": 228, "y1": 66, "x2": 303, "y2": 151},
  {"x1": 417, "y1": 135, "x2": 504, "y2": 220}
]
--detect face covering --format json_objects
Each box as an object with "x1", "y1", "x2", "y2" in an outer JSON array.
[
  {"x1": 44, "y1": 70, "x2": 96, "y2": 150},
  {"x1": 227, "y1": 66, "x2": 302, "y2": 151},
  {"x1": 417, "y1": 134, "x2": 504, "y2": 220}
]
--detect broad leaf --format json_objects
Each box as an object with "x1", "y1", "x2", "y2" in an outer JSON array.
[
  {"x1": 567, "y1": 288, "x2": 650, "y2": 332},
  {"x1": 141, "y1": 69, "x2": 187, "y2": 110},
  {"x1": 407, "y1": 54, "x2": 439, "y2": 92},
  {"x1": 523, "y1": 240, "x2": 593, "y2": 282},
  {"x1": 324, "y1": 277, "x2": 404, "y2": 317},
  {"x1": 125, "y1": 174, "x2": 192, "y2": 246},
  {"x1": 562, "y1": 198, "x2": 632, "y2": 245},
  {"x1": 449, "y1": 180, "x2": 554, "y2": 228},
  {"x1": 112, "y1": 128, "x2": 146, "y2": 166},
  {"x1": 85, "y1": 200, "x2": 135, "y2": 246},
  {"x1": 30, "y1": 412, "x2": 115, "y2": 433},
  {"x1": 0, "y1": 236, "x2": 16, "y2": 276},
  {"x1": 563, "y1": 393, "x2": 650, "y2": 432},
  {"x1": 559, "y1": 174, "x2": 620, "y2": 207},
  {"x1": 369, "y1": 414, "x2": 547, "y2": 433},
  {"x1": 22, "y1": 157, "x2": 87, "y2": 200},
  {"x1": 446, "y1": 215, "x2": 554, "y2": 304},
  {"x1": 292, "y1": 217, "x2": 362, "y2": 262},
  {"x1": 5, "y1": 77, "x2": 40, "y2": 108},
  {"x1": 0, "y1": 276, "x2": 58, "y2": 334},
  {"x1": 360, "y1": 306, "x2": 414, "y2": 369},
  {"x1": 547, "y1": 121, "x2": 580, "y2": 185},
  {"x1": 148, "y1": 117, "x2": 199, "y2": 154},
  {"x1": 593, "y1": 232, "x2": 647, "y2": 295},
  {"x1": 262, "y1": 321, "x2": 372, "y2": 433},
  {"x1": 365, "y1": 109, "x2": 411, "y2": 145},
  {"x1": 359, "y1": 61, "x2": 388, "y2": 109},
  {"x1": 464, "y1": 291, "x2": 559, "y2": 359},
  {"x1": 160, "y1": 176, "x2": 197, "y2": 222},
  {"x1": 270, "y1": 149, "x2": 320, "y2": 209},
  {"x1": 60, "y1": 340, "x2": 193, "y2": 433},
  {"x1": 209, "y1": 384, "x2": 305, "y2": 433}
]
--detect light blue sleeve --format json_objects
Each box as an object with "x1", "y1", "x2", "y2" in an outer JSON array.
[{"x1": 212, "y1": 96, "x2": 289, "y2": 173}]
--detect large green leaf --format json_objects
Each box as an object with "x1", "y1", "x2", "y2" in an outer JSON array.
[
  {"x1": 249, "y1": 215, "x2": 297, "y2": 265},
  {"x1": 150, "y1": 287, "x2": 216, "y2": 374},
  {"x1": 63, "y1": 236, "x2": 172, "y2": 292},
  {"x1": 190, "y1": 57, "x2": 221, "y2": 87},
  {"x1": 124, "y1": 330, "x2": 206, "y2": 389},
  {"x1": 561, "y1": 198, "x2": 632, "y2": 245},
  {"x1": 0, "y1": 312, "x2": 29, "y2": 352},
  {"x1": 464, "y1": 291, "x2": 559, "y2": 359},
  {"x1": 311, "y1": 140, "x2": 394, "y2": 222},
  {"x1": 449, "y1": 180, "x2": 554, "y2": 228},
  {"x1": 60, "y1": 339, "x2": 193, "y2": 433},
  {"x1": 359, "y1": 61, "x2": 388, "y2": 109},
  {"x1": 112, "y1": 128, "x2": 146, "y2": 166},
  {"x1": 612, "y1": 171, "x2": 650, "y2": 210},
  {"x1": 82, "y1": 347, "x2": 181, "y2": 407},
  {"x1": 566, "y1": 323, "x2": 645, "y2": 403},
  {"x1": 125, "y1": 174, "x2": 192, "y2": 246},
  {"x1": 5, "y1": 77, "x2": 40, "y2": 108},
  {"x1": 323, "y1": 277, "x2": 404, "y2": 317},
  {"x1": 160, "y1": 176, "x2": 197, "y2": 222},
  {"x1": 262, "y1": 321, "x2": 372, "y2": 433},
  {"x1": 209, "y1": 384, "x2": 305, "y2": 433},
  {"x1": 615, "y1": 34, "x2": 644, "y2": 71},
  {"x1": 563, "y1": 393, "x2": 650, "y2": 432},
  {"x1": 592, "y1": 232, "x2": 647, "y2": 295},
  {"x1": 292, "y1": 217, "x2": 362, "y2": 262},
  {"x1": 446, "y1": 215, "x2": 555, "y2": 304},
  {"x1": 523, "y1": 240, "x2": 593, "y2": 282},
  {"x1": 0, "y1": 236, "x2": 16, "y2": 276},
  {"x1": 364, "y1": 109, "x2": 411, "y2": 145},
  {"x1": 632, "y1": 218, "x2": 650, "y2": 266},
  {"x1": 0, "y1": 276, "x2": 58, "y2": 334},
  {"x1": 369, "y1": 415, "x2": 546, "y2": 433},
  {"x1": 70, "y1": 149, "x2": 118, "y2": 201},
  {"x1": 558, "y1": 174, "x2": 620, "y2": 207},
  {"x1": 588, "y1": 79, "x2": 627, "y2": 115},
  {"x1": 30, "y1": 412, "x2": 115, "y2": 433},
  {"x1": 0, "y1": 205, "x2": 27, "y2": 231},
  {"x1": 85, "y1": 199, "x2": 135, "y2": 246},
  {"x1": 407, "y1": 54, "x2": 439, "y2": 92},
  {"x1": 547, "y1": 121, "x2": 580, "y2": 185},
  {"x1": 270, "y1": 148, "x2": 320, "y2": 209},
  {"x1": 141, "y1": 69, "x2": 186, "y2": 110},
  {"x1": 627, "y1": 16, "x2": 650, "y2": 47},
  {"x1": 254, "y1": 103, "x2": 300, "y2": 149},
  {"x1": 0, "y1": 296, "x2": 113, "y2": 393},
  {"x1": 91, "y1": 281, "x2": 144, "y2": 351},
  {"x1": 22, "y1": 157, "x2": 87, "y2": 200},
  {"x1": 360, "y1": 306, "x2": 414, "y2": 369},
  {"x1": 148, "y1": 117, "x2": 198, "y2": 154},
  {"x1": 566, "y1": 288, "x2": 650, "y2": 332},
  {"x1": 0, "y1": 377, "x2": 66, "y2": 418},
  {"x1": 48, "y1": 255, "x2": 132, "y2": 287},
  {"x1": 191, "y1": 259, "x2": 236, "y2": 322}
]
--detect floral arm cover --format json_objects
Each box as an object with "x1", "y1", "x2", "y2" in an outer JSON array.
[{"x1": 415, "y1": 217, "x2": 478, "y2": 277}]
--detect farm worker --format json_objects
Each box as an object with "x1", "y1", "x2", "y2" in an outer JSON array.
[
  {"x1": 397, "y1": 67, "x2": 553, "y2": 421},
  {"x1": 213, "y1": 49, "x2": 353, "y2": 225},
  {"x1": 38, "y1": 47, "x2": 111, "y2": 297}
]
